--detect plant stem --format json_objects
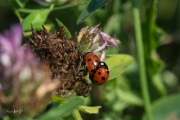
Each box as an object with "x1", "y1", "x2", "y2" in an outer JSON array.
[
  {"x1": 73, "y1": 109, "x2": 83, "y2": 120},
  {"x1": 131, "y1": 0, "x2": 153, "y2": 120}
]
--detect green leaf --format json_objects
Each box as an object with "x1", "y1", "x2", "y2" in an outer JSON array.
[
  {"x1": 17, "y1": 8, "x2": 45, "y2": 13},
  {"x1": 152, "y1": 72, "x2": 167, "y2": 96},
  {"x1": 55, "y1": 18, "x2": 72, "y2": 38},
  {"x1": 22, "y1": 9, "x2": 50, "y2": 31},
  {"x1": 104, "y1": 14, "x2": 121, "y2": 34},
  {"x1": 115, "y1": 87, "x2": 143, "y2": 106},
  {"x1": 78, "y1": 106, "x2": 101, "y2": 114},
  {"x1": 39, "y1": 98, "x2": 84, "y2": 120},
  {"x1": 73, "y1": 110, "x2": 83, "y2": 120},
  {"x1": 52, "y1": 96, "x2": 66, "y2": 103},
  {"x1": 105, "y1": 54, "x2": 134, "y2": 80},
  {"x1": 143, "y1": 94, "x2": 180, "y2": 120},
  {"x1": 76, "y1": 0, "x2": 109, "y2": 25}
]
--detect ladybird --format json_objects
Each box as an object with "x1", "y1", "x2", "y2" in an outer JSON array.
[
  {"x1": 91, "y1": 62, "x2": 109, "y2": 85},
  {"x1": 84, "y1": 52, "x2": 101, "y2": 76}
]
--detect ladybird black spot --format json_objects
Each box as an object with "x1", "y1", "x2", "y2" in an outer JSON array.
[
  {"x1": 88, "y1": 58, "x2": 92, "y2": 61},
  {"x1": 107, "y1": 71, "x2": 109, "y2": 74},
  {"x1": 98, "y1": 72, "x2": 101, "y2": 75},
  {"x1": 102, "y1": 77, "x2": 105, "y2": 81}
]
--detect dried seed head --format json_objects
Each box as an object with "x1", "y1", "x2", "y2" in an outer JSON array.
[{"x1": 27, "y1": 25, "x2": 91, "y2": 97}]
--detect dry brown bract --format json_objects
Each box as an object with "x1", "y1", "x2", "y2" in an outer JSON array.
[{"x1": 27, "y1": 25, "x2": 92, "y2": 97}]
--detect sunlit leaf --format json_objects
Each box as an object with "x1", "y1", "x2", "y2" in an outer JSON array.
[
  {"x1": 105, "y1": 54, "x2": 134, "y2": 80},
  {"x1": 76, "y1": 0, "x2": 108, "y2": 25},
  {"x1": 78, "y1": 106, "x2": 101, "y2": 114},
  {"x1": 17, "y1": 8, "x2": 46, "y2": 13},
  {"x1": 22, "y1": 9, "x2": 50, "y2": 31},
  {"x1": 55, "y1": 18, "x2": 72, "y2": 38},
  {"x1": 52, "y1": 96, "x2": 66, "y2": 103}
]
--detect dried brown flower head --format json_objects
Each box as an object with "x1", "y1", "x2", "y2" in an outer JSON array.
[{"x1": 27, "y1": 25, "x2": 92, "y2": 97}]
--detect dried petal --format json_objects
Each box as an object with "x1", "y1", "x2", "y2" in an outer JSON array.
[{"x1": 77, "y1": 24, "x2": 121, "y2": 61}]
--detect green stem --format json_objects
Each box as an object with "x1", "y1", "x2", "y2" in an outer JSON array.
[
  {"x1": 15, "y1": 0, "x2": 24, "y2": 8},
  {"x1": 73, "y1": 110, "x2": 83, "y2": 120},
  {"x1": 14, "y1": 10, "x2": 23, "y2": 24},
  {"x1": 131, "y1": 0, "x2": 153, "y2": 120}
]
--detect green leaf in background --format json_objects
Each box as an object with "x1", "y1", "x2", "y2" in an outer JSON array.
[
  {"x1": 38, "y1": 97, "x2": 84, "y2": 120},
  {"x1": 55, "y1": 18, "x2": 72, "y2": 38},
  {"x1": 104, "y1": 14, "x2": 121, "y2": 35},
  {"x1": 78, "y1": 106, "x2": 101, "y2": 114},
  {"x1": 115, "y1": 87, "x2": 143, "y2": 106},
  {"x1": 22, "y1": 9, "x2": 50, "y2": 31},
  {"x1": 105, "y1": 54, "x2": 134, "y2": 80},
  {"x1": 143, "y1": 94, "x2": 180, "y2": 120},
  {"x1": 76, "y1": 0, "x2": 109, "y2": 25},
  {"x1": 142, "y1": 0, "x2": 165, "y2": 97}
]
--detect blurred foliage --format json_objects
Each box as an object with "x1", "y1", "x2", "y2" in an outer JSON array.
[{"x1": 1, "y1": 0, "x2": 180, "y2": 120}]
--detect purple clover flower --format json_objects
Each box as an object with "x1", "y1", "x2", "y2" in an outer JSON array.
[
  {"x1": 0, "y1": 24, "x2": 24, "y2": 77},
  {"x1": 0, "y1": 24, "x2": 60, "y2": 117}
]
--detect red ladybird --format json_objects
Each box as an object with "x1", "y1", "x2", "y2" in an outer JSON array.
[
  {"x1": 91, "y1": 62, "x2": 109, "y2": 85},
  {"x1": 84, "y1": 52, "x2": 101, "y2": 77}
]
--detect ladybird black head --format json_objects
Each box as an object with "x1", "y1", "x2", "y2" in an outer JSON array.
[{"x1": 100, "y1": 62, "x2": 108, "y2": 70}]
